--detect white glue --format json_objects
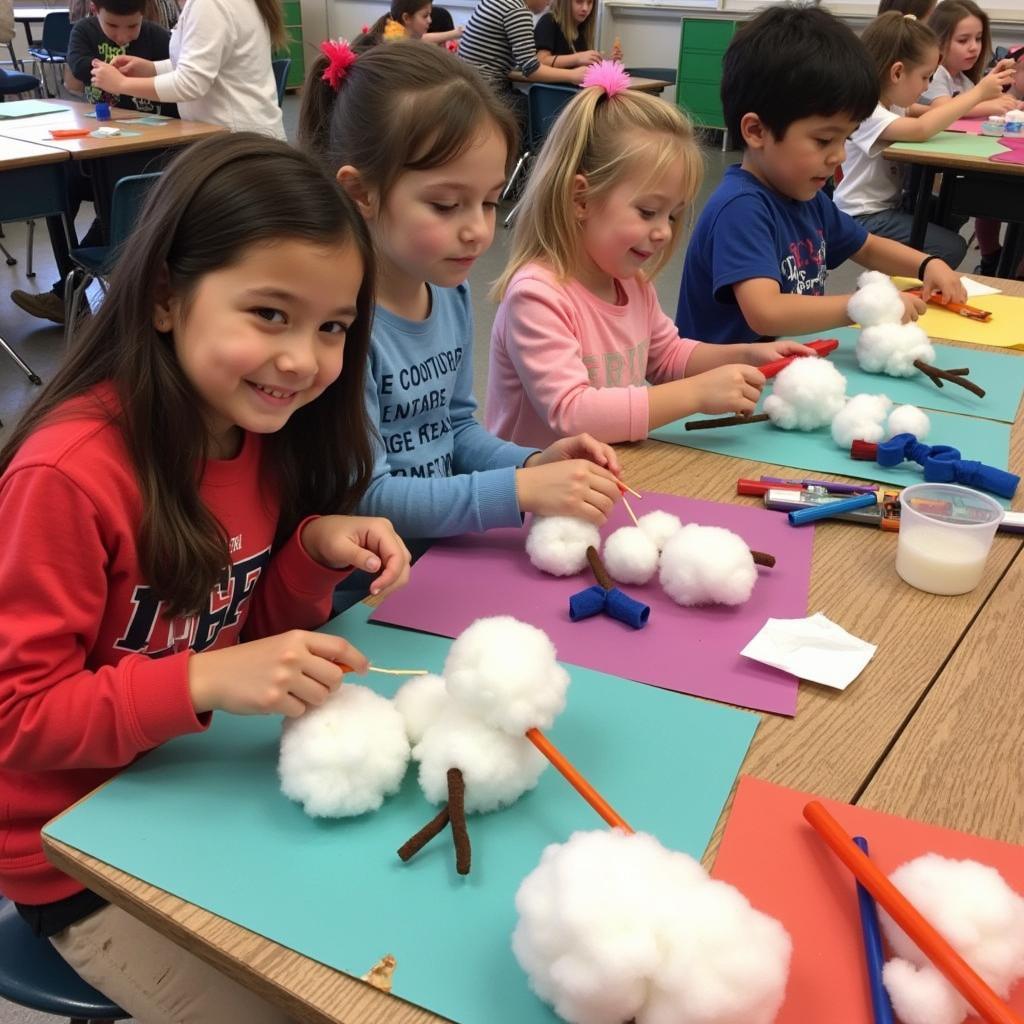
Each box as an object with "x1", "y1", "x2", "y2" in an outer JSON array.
[{"x1": 896, "y1": 524, "x2": 990, "y2": 595}]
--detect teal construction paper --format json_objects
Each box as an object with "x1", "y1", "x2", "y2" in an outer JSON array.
[
  {"x1": 803, "y1": 327, "x2": 1024, "y2": 423},
  {"x1": 652, "y1": 396, "x2": 1012, "y2": 501},
  {"x1": 45, "y1": 605, "x2": 758, "y2": 1024}
]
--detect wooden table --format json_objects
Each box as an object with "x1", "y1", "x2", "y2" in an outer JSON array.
[
  {"x1": 12, "y1": 6, "x2": 67, "y2": 48},
  {"x1": 509, "y1": 71, "x2": 669, "y2": 94},
  {"x1": 885, "y1": 136, "x2": 1024, "y2": 277},
  {"x1": 43, "y1": 286, "x2": 1024, "y2": 1024}
]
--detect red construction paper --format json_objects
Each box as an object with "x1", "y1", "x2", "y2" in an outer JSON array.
[{"x1": 712, "y1": 777, "x2": 1024, "y2": 1022}]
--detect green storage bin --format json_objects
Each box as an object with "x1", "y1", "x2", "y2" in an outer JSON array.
[
  {"x1": 680, "y1": 18, "x2": 736, "y2": 53},
  {"x1": 677, "y1": 50, "x2": 723, "y2": 84}
]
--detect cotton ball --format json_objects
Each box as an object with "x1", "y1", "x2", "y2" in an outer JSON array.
[
  {"x1": 830, "y1": 392, "x2": 894, "y2": 448},
  {"x1": 412, "y1": 703, "x2": 546, "y2": 813},
  {"x1": 444, "y1": 616, "x2": 569, "y2": 735},
  {"x1": 857, "y1": 322, "x2": 936, "y2": 377},
  {"x1": 763, "y1": 358, "x2": 847, "y2": 431},
  {"x1": 848, "y1": 271, "x2": 906, "y2": 327},
  {"x1": 637, "y1": 510, "x2": 683, "y2": 551},
  {"x1": 887, "y1": 404, "x2": 931, "y2": 441},
  {"x1": 659, "y1": 524, "x2": 757, "y2": 607},
  {"x1": 279, "y1": 684, "x2": 410, "y2": 817},
  {"x1": 602, "y1": 526, "x2": 660, "y2": 585},
  {"x1": 882, "y1": 960, "x2": 968, "y2": 1024},
  {"x1": 527, "y1": 515, "x2": 601, "y2": 576},
  {"x1": 879, "y1": 854, "x2": 1024, "y2": 1020},
  {"x1": 512, "y1": 829, "x2": 791, "y2": 1024},
  {"x1": 393, "y1": 673, "x2": 448, "y2": 745}
]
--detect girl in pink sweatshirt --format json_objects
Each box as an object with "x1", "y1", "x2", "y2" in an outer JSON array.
[{"x1": 486, "y1": 63, "x2": 813, "y2": 448}]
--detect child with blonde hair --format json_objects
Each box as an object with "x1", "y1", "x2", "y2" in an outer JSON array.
[{"x1": 487, "y1": 64, "x2": 812, "y2": 448}]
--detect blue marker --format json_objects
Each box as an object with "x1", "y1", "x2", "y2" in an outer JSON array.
[
  {"x1": 853, "y1": 836, "x2": 895, "y2": 1024},
  {"x1": 788, "y1": 492, "x2": 877, "y2": 526}
]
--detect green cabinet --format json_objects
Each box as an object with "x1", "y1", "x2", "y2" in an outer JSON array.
[
  {"x1": 274, "y1": 0, "x2": 305, "y2": 91},
  {"x1": 675, "y1": 17, "x2": 738, "y2": 132}
]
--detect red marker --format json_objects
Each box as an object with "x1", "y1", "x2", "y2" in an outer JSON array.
[{"x1": 760, "y1": 338, "x2": 839, "y2": 380}]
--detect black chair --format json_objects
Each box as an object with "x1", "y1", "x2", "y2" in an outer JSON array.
[
  {"x1": 271, "y1": 57, "x2": 291, "y2": 107},
  {"x1": 27, "y1": 12, "x2": 71, "y2": 97},
  {"x1": 625, "y1": 66, "x2": 676, "y2": 85},
  {"x1": 0, "y1": 897, "x2": 128, "y2": 1023}
]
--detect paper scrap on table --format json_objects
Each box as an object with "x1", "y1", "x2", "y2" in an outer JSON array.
[
  {"x1": 892, "y1": 274, "x2": 1001, "y2": 297},
  {"x1": 741, "y1": 613, "x2": 876, "y2": 689}
]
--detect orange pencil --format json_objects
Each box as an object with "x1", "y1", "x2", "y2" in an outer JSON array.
[
  {"x1": 526, "y1": 727, "x2": 633, "y2": 833},
  {"x1": 804, "y1": 801, "x2": 1023, "y2": 1024}
]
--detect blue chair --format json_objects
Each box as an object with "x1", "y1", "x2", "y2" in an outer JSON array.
[
  {"x1": 28, "y1": 12, "x2": 71, "y2": 97},
  {"x1": 0, "y1": 898, "x2": 127, "y2": 1022},
  {"x1": 64, "y1": 172, "x2": 162, "y2": 343},
  {"x1": 271, "y1": 58, "x2": 291, "y2": 107},
  {"x1": 0, "y1": 65, "x2": 42, "y2": 98},
  {"x1": 625, "y1": 66, "x2": 676, "y2": 85}
]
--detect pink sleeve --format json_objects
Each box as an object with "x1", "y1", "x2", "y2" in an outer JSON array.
[
  {"x1": 503, "y1": 278, "x2": 650, "y2": 443},
  {"x1": 0, "y1": 466, "x2": 207, "y2": 772},
  {"x1": 241, "y1": 516, "x2": 351, "y2": 641},
  {"x1": 644, "y1": 285, "x2": 700, "y2": 384}
]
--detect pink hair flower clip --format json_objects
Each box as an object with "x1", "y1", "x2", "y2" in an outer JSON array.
[
  {"x1": 320, "y1": 38, "x2": 357, "y2": 91},
  {"x1": 581, "y1": 60, "x2": 631, "y2": 98}
]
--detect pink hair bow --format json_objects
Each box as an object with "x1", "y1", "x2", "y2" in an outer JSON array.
[
  {"x1": 320, "y1": 38, "x2": 357, "y2": 91},
  {"x1": 581, "y1": 60, "x2": 631, "y2": 98}
]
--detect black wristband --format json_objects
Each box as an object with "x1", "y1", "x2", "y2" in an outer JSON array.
[{"x1": 917, "y1": 254, "x2": 938, "y2": 280}]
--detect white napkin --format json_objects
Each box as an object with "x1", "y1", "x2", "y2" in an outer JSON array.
[
  {"x1": 962, "y1": 276, "x2": 1001, "y2": 297},
  {"x1": 741, "y1": 613, "x2": 877, "y2": 690}
]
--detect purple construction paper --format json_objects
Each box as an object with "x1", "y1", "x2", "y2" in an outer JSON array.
[
  {"x1": 989, "y1": 135, "x2": 1024, "y2": 165},
  {"x1": 371, "y1": 493, "x2": 815, "y2": 716}
]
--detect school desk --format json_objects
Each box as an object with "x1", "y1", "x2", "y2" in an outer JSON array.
[
  {"x1": 41, "y1": 282, "x2": 1024, "y2": 1023},
  {"x1": 508, "y1": 71, "x2": 669, "y2": 94},
  {"x1": 884, "y1": 135, "x2": 1024, "y2": 279},
  {"x1": 12, "y1": 6, "x2": 68, "y2": 48}
]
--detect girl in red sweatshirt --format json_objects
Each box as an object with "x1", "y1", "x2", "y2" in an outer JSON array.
[{"x1": 0, "y1": 132, "x2": 410, "y2": 1023}]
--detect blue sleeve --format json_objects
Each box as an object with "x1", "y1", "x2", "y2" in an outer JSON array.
[
  {"x1": 709, "y1": 194, "x2": 784, "y2": 302},
  {"x1": 820, "y1": 195, "x2": 869, "y2": 268}
]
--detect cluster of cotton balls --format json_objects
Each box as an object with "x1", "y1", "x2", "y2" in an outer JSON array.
[
  {"x1": 763, "y1": 357, "x2": 848, "y2": 431},
  {"x1": 881, "y1": 854, "x2": 1024, "y2": 1024},
  {"x1": 513, "y1": 828, "x2": 792, "y2": 1024},
  {"x1": 528, "y1": 512, "x2": 765, "y2": 607},
  {"x1": 830, "y1": 392, "x2": 931, "y2": 448},
  {"x1": 849, "y1": 270, "x2": 938, "y2": 378},
  {"x1": 279, "y1": 616, "x2": 569, "y2": 818}
]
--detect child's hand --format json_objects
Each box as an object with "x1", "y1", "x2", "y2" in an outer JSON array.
[
  {"x1": 529, "y1": 433, "x2": 621, "y2": 477},
  {"x1": 899, "y1": 291, "x2": 927, "y2": 322},
  {"x1": 978, "y1": 61, "x2": 1017, "y2": 99},
  {"x1": 109, "y1": 54, "x2": 157, "y2": 77},
  {"x1": 301, "y1": 515, "x2": 411, "y2": 599},
  {"x1": 90, "y1": 59, "x2": 124, "y2": 93},
  {"x1": 744, "y1": 339, "x2": 816, "y2": 366},
  {"x1": 188, "y1": 631, "x2": 369, "y2": 718},
  {"x1": 920, "y1": 261, "x2": 967, "y2": 305},
  {"x1": 690, "y1": 364, "x2": 765, "y2": 416},
  {"x1": 516, "y1": 460, "x2": 622, "y2": 525},
  {"x1": 569, "y1": 65, "x2": 590, "y2": 85},
  {"x1": 990, "y1": 92, "x2": 1022, "y2": 114},
  {"x1": 573, "y1": 50, "x2": 603, "y2": 67}
]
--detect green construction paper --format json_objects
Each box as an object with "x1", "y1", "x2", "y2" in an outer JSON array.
[
  {"x1": 805, "y1": 327, "x2": 1024, "y2": 423},
  {"x1": 45, "y1": 605, "x2": 758, "y2": 1024},
  {"x1": 888, "y1": 131, "x2": 1008, "y2": 158},
  {"x1": 651, "y1": 402, "x2": 1012, "y2": 502},
  {"x1": 0, "y1": 100, "x2": 67, "y2": 119}
]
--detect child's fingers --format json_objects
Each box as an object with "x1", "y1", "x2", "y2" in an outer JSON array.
[
  {"x1": 368, "y1": 548, "x2": 411, "y2": 597},
  {"x1": 305, "y1": 633, "x2": 369, "y2": 675}
]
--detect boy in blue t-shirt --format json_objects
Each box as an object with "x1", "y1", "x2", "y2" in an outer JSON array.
[{"x1": 675, "y1": 4, "x2": 967, "y2": 345}]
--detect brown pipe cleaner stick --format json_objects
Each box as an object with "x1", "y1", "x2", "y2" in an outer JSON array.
[
  {"x1": 684, "y1": 412, "x2": 771, "y2": 431},
  {"x1": 912, "y1": 360, "x2": 986, "y2": 398},
  {"x1": 751, "y1": 550, "x2": 776, "y2": 568},
  {"x1": 447, "y1": 768, "x2": 471, "y2": 876},
  {"x1": 397, "y1": 805, "x2": 450, "y2": 863},
  {"x1": 586, "y1": 546, "x2": 613, "y2": 591}
]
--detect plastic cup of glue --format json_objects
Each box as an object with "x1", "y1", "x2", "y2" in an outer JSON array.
[
  {"x1": 895, "y1": 483, "x2": 1003, "y2": 595},
  {"x1": 981, "y1": 115, "x2": 1005, "y2": 136},
  {"x1": 94, "y1": 101, "x2": 111, "y2": 121}
]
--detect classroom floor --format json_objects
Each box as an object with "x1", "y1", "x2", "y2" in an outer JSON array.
[{"x1": 0, "y1": 96, "x2": 976, "y2": 1024}]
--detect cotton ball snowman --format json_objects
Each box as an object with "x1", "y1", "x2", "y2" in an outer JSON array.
[
  {"x1": 279, "y1": 684, "x2": 411, "y2": 817},
  {"x1": 601, "y1": 510, "x2": 685, "y2": 585},
  {"x1": 887, "y1": 403, "x2": 930, "y2": 441},
  {"x1": 879, "y1": 854, "x2": 1024, "y2": 1024},
  {"x1": 763, "y1": 357, "x2": 848, "y2": 431},
  {"x1": 395, "y1": 616, "x2": 570, "y2": 874},
  {"x1": 659, "y1": 523, "x2": 761, "y2": 607},
  {"x1": 527, "y1": 515, "x2": 601, "y2": 576},
  {"x1": 637, "y1": 510, "x2": 683, "y2": 551},
  {"x1": 513, "y1": 828, "x2": 792, "y2": 1024},
  {"x1": 848, "y1": 269, "x2": 907, "y2": 327},
  {"x1": 858, "y1": 322, "x2": 936, "y2": 378},
  {"x1": 831, "y1": 393, "x2": 894, "y2": 448}
]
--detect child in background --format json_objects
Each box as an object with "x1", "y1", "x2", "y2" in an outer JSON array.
[
  {"x1": 675, "y1": 4, "x2": 965, "y2": 346},
  {"x1": 359, "y1": 0, "x2": 463, "y2": 48},
  {"x1": 877, "y1": 0, "x2": 936, "y2": 18},
  {"x1": 835, "y1": 12, "x2": 1013, "y2": 269},
  {"x1": 0, "y1": 134, "x2": 409, "y2": 1022},
  {"x1": 534, "y1": 0, "x2": 602, "y2": 70},
  {"x1": 300, "y1": 41, "x2": 622, "y2": 600},
  {"x1": 487, "y1": 65, "x2": 814, "y2": 448},
  {"x1": 67, "y1": 0, "x2": 176, "y2": 117}
]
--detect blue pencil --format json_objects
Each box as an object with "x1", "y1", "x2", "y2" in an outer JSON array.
[{"x1": 853, "y1": 835, "x2": 895, "y2": 1024}]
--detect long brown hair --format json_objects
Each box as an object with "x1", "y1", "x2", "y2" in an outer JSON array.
[
  {"x1": 0, "y1": 134, "x2": 376, "y2": 617},
  {"x1": 861, "y1": 11, "x2": 939, "y2": 88},
  {"x1": 299, "y1": 40, "x2": 518, "y2": 194},
  {"x1": 549, "y1": 0, "x2": 595, "y2": 53},
  {"x1": 255, "y1": 0, "x2": 286, "y2": 49},
  {"x1": 357, "y1": 0, "x2": 432, "y2": 46},
  {"x1": 929, "y1": 0, "x2": 991, "y2": 82}
]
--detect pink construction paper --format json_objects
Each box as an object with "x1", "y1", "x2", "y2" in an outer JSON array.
[
  {"x1": 713, "y1": 777, "x2": 1024, "y2": 1022},
  {"x1": 989, "y1": 135, "x2": 1024, "y2": 165},
  {"x1": 370, "y1": 493, "x2": 815, "y2": 716},
  {"x1": 948, "y1": 116, "x2": 985, "y2": 133}
]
